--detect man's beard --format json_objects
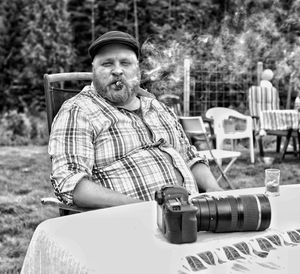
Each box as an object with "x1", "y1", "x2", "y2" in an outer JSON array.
[{"x1": 93, "y1": 75, "x2": 136, "y2": 106}]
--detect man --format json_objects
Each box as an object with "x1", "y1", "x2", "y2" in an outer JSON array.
[{"x1": 49, "y1": 31, "x2": 222, "y2": 209}]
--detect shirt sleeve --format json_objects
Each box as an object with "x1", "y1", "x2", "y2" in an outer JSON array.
[
  {"x1": 161, "y1": 103, "x2": 209, "y2": 168},
  {"x1": 48, "y1": 104, "x2": 95, "y2": 205}
]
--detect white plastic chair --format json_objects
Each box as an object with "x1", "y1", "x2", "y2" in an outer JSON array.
[
  {"x1": 206, "y1": 107, "x2": 255, "y2": 164},
  {"x1": 179, "y1": 116, "x2": 241, "y2": 189}
]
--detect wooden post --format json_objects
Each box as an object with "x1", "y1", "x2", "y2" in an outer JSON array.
[
  {"x1": 257, "y1": 61, "x2": 263, "y2": 85},
  {"x1": 133, "y1": 0, "x2": 139, "y2": 42},
  {"x1": 183, "y1": 57, "x2": 191, "y2": 116},
  {"x1": 286, "y1": 73, "x2": 294, "y2": 109},
  {"x1": 91, "y1": 0, "x2": 95, "y2": 42}
]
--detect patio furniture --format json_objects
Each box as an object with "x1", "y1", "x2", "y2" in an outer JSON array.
[
  {"x1": 21, "y1": 184, "x2": 300, "y2": 274},
  {"x1": 42, "y1": 72, "x2": 93, "y2": 215},
  {"x1": 248, "y1": 86, "x2": 298, "y2": 159},
  {"x1": 158, "y1": 93, "x2": 182, "y2": 115},
  {"x1": 259, "y1": 109, "x2": 300, "y2": 161},
  {"x1": 178, "y1": 116, "x2": 241, "y2": 189},
  {"x1": 205, "y1": 107, "x2": 255, "y2": 164},
  {"x1": 158, "y1": 94, "x2": 217, "y2": 148}
]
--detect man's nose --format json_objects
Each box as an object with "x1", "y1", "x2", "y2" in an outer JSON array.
[{"x1": 111, "y1": 64, "x2": 123, "y2": 76}]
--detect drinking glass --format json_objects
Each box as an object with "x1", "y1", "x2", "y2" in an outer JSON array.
[{"x1": 265, "y1": 169, "x2": 280, "y2": 197}]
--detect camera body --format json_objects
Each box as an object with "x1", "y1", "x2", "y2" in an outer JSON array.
[
  {"x1": 155, "y1": 185, "x2": 198, "y2": 244},
  {"x1": 155, "y1": 185, "x2": 271, "y2": 244}
]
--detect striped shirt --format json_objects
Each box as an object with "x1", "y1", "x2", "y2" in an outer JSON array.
[{"x1": 49, "y1": 84, "x2": 208, "y2": 205}]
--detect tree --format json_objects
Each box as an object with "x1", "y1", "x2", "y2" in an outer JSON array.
[
  {"x1": 0, "y1": 0, "x2": 28, "y2": 112},
  {"x1": 2, "y1": 0, "x2": 300, "y2": 112},
  {"x1": 19, "y1": 0, "x2": 75, "y2": 111},
  {"x1": 67, "y1": 0, "x2": 94, "y2": 71}
]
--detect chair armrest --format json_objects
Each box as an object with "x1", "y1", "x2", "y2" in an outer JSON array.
[
  {"x1": 202, "y1": 117, "x2": 215, "y2": 135},
  {"x1": 202, "y1": 117, "x2": 213, "y2": 123},
  {"x1": 228, "y1": 115, "x2": 246, "y2": 122},
  {"x1": 225, "y1": 114, "x2": 254, "y2": 132},
  {"x1": 41, "y1": 197, "x2": 86, "y2": 213}
]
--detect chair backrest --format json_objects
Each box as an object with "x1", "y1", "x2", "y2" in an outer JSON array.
[
  {"x1": 248, "y1": 86, "x2": 280, "y2": 117},
  {"x1": 158, "y1": 94, "x2": 182, "y2": 116},
  {"x1": 44, "y1": 72, "x2": 93, "y2": 133},
  {"x1": 206, "y1": 107, "x2": 246, "y2": 121},
  {"x1": 206, "y1": 107, "x2": 252, "y2": 137},
  {"x1": 178, "y1": 116, "x2": 207, "y2": 135}
]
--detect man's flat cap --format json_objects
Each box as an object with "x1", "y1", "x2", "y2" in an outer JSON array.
[{"x1": 88, "y1": 31, "x2": 140, "y2": 59}]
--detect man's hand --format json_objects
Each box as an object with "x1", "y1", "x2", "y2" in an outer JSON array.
[{"x1": 191, "y1": 162, "x2": 223, "y2": 193}]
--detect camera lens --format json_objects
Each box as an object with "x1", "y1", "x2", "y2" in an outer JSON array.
[{"x1": 192, "y1": 194, "x2": 271, "y2": 233}]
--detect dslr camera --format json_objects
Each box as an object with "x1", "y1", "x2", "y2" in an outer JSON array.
[{"x1": 155, "y1": 185, "x2": 271, "y2": 244}]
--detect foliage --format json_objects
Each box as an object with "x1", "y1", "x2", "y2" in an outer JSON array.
[
  {"x1": 0, "y1": 111, "x2": 48, "y2": 146},
  {"x1": 1, "y1": 0, "x2": 300, "y2": 131},
  {"x1": 0, "y1": 0, "x2": 28, "y2": 112},
  {"x1": 67, "y1": 0, "x2": 94, "y2": 71},
  {"x1": 19, "y1": 0, "x2": 76, "y2": 112}
]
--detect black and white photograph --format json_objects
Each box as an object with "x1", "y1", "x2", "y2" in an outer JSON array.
[{"x1": 1, "y1": 0, "x2": 300, "y2": 273}]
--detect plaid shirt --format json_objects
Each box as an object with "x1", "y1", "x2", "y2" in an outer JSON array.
[{"x1": 49, "y1": 84, "x2": 208, "y2": 205}]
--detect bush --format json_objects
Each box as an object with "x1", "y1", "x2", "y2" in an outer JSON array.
[{"x1": 0, "y1": 110, "x2": 48, "y2": 146}]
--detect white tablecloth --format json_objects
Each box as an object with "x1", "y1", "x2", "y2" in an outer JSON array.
[{"x1": 21, "y1": 185, "x2": 300, "y2": 274}]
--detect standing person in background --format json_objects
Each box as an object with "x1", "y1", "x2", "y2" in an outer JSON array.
[{"x1": 48, "y1": 31, "x2": 223, "y2": 209}]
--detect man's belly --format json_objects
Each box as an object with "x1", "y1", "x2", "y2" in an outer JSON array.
[{"x1": 92, "y1": 147, "x2": 197, "y2": 200}]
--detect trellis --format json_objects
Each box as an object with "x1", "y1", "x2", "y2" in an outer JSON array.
[
  {"x1": 183, "y1": 59, "x2": 300, "y2": 116},
  {"x1": 183, "y1": 59, "x2": 260, "y2": 116}
]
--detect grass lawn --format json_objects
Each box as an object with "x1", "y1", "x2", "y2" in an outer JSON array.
[{"x1": 0, "y1": 143, "x2": 299, "y2": 273}]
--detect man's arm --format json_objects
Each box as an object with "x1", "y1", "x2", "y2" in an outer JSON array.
[
  {"x1": 49, "y1": 104, "x2": 142, "y2": 208},
  {"x1": 73, "y1": 178, "x2": 142, "y2": 208},
  {"x1": 191, "y1": 162, "x2": 223, "y2": 192}
]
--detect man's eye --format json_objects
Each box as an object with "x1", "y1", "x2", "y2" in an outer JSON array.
[
  {"x1": 102, "y1": 62, "x2": 112, "y2": 66},
  {"x1": 121, "y1": 61, "x2": 131, "y2": 66}
]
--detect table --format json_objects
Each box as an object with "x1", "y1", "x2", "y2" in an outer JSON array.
[
  {"x1": 259, "y1": 110, "x2": 300, "y2": 160},
  {"x1": 21, "y1": 185, "x2": 300, "y2": 274},
  {"x1": 260, "y1": 110, "x2": 300, "y2": 131}
]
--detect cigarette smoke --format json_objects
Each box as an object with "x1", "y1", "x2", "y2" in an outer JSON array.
[{"x1": 140, "y1": 38, "x2": 189, "y2": 97}]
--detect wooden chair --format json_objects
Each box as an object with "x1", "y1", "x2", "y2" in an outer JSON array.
[
  {"x1": 158, "y1": 94, "x2": 182, "y2": 115},
  {"x1": 206, "y1": 107, "x2": 255, "y2": 164},
  {"x1": 42, "y1": 72, "x2": 93, "y2": 215},
  {"x1": 190, "y1": 117, "x2": 216, "y2": 150},
  {"x1": 178, "y1": 116, "x2": 241, "y2": 189},
  {"x1": 158, "y1": 94, "x2": 217, "y2": 148},
  {"x1": 248, "y1": 86, "x2": 297, "y2": 159}
]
